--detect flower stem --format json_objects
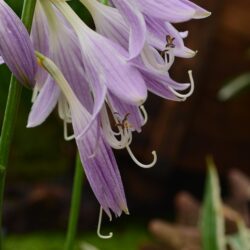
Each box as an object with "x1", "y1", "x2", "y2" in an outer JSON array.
[
  {"x1": 0, "y1": 1, "x2": 36, "y2": 249},
  {"x1": 64, "y1": 153, "x2": 84, "y2": 250}
]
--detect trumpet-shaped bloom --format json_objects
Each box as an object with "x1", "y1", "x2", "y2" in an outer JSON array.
[
  {"x1": 50, "y1": 0, "x2": 157, "y2": 161},
  {"x1": 35, "y1": 52, "x2": 128, "y2": 218},
  {"x1": 0, "y1": 0, "x2": 209, "y2": 220},
  {"x1": 28, "y1": 0, "x2": 153, "y2": 218},
  {"x1": 79, "y1": 0, "x2": 194, "y2": 101},
  {"x1": 0, "y1": 0, "x2": 37, "y2": 87},
  {"x1": 52, "y1": 0, "x2": 147, "y2": 106},
  {"x1": 111, "y1": 0, "x2": 211, "y2": 23},
  {"x1": 109, "y1": 0, "x2": 210, "y2": 59}
]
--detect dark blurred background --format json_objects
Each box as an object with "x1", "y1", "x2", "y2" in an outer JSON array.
[{"x1": 0, "y1": 0, "x2": 249, "y2": 235}]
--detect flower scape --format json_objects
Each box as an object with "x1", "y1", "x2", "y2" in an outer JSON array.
[{"x1": 0, "y1": 0, "x2": 210, "y2": 235}]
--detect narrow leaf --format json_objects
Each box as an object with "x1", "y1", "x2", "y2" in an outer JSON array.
[
  {"x1": 201, "y1": 157, "x2": 226, "y2": 250},
  {"x1": 218, "y1": 72, "x2": 250, "y2": 101}
]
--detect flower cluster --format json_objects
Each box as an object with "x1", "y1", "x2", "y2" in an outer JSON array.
[{"x1": 0, "y1": 0, "x2": 210, "y2": 220}]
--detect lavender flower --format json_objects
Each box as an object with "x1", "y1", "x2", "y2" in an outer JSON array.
[
  {"x1": 0, "y1": 0, "x2": 37, "y2": 87},
  {"x1": 79, "y1": 0, "x2": 196, "y2": 101},
  {"x1": 0, "y1": 0, "x2": 209, "y2": 223},
  {"x1": 28, "y1": 0, "x2": 156, "y2": 219},
  {"x1": 35, "y1": 51, "x2": 129, "y2": 219},
  {"x1": 48, "y1": 0, "x2": 157, "y2": 164},
  {"x1": 109, "y1": 0, "x2": 210, "y2": 59}
]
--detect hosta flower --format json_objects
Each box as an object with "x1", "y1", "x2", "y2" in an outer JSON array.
[
  {"x1": 48, "y1": 0, "x2": 157, "y2": 152},
  {"x1": 79, "y1": 0, "x2": 194, "y2": 101},
  {"x1": 0, "y1": 0, "x2": 37, "y2": 87},
  {"x1": 111, "y1": 0, "x2": 211, "y2": 23},
  {"x1": 28, "y1": 0, "x2": 156, "y2": 220},
  {"x1": 0, "y1": 0, "x2": 209, "y2": 226},
  {"x1": 51, "y1": 0, "x2": 147, "y2": 106},
  {"x1": 28, "y1": 0, "x2": 125, "y2": 218},
  {"x1": 35, "y1": 51, "x2": 128, "y2": 219},
  {"x1": 110, "y1": 0, "x2": 210, "y2": 58}
]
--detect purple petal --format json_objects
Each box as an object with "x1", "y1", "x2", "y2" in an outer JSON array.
[
  {"x1": 132, "y1": 54, "x2": 191, "y2": 100},
  {"x1": 110, "y1": 0, "x2": 146, "y2": 59},
  {"x1": 40, "y1": 0, "x2": 106, "y2": 121},
  {"x1": 81, "y1": 29, "x2": 148, "y2": 105},
  {"x1": 145, "y1": 16, "x2": 196, "y2": 58},
  {"x1": 74, "y1": 119, "x2": 128, "y2": 217},
  {"x1": 27, "y1": 77, "x2": 60, "y2": 127},
  {"x1": 180, "y1": 0, "x2": 211, "y2": 19},
  {"x1": 128, "y1": 0, "x2": 196, "y2": 23},
  {"x1": 53, "y1": 1, "x2": 147, "y2": 105},
  {"x1": 31, "y1": 1, "x2": 49, "y2": 87},
  {"x1": 0, "y1": 1, "x2": 37, "y2": 87},
  {"x1": 82, "y1": 1, "x2": 129, "y2": 54}
]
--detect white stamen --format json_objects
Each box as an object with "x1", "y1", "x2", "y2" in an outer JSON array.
[
  {"x1": 101, "y1": 107, "x2": 132, "y2": 149},
  {"x1": 169, "y1": 70, "x2": 194, "y2": 100},
  {"x1": 31, "y1": 85, "x2": 40, "y2": 103},
  {"x1": 97, "y1": 207, "x2": 113, "y2": 239},
  {"x1": 126, "y1": 146, "x2": 157, "y2": 169},
  {"x1": 140, "y1": 105, "x2": 148, "y2": 126},
  {"x1": 63, "y1": 119, "x2": 75, "y2": 141},
  {"x1": 164, "y1": 50, "x2": 175, "y2": 69}
]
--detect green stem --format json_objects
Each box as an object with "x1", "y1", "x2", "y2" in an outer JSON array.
[
  {"x1": 64, "y1": 153, "x2": 84, "y2": 250},
  {"x1": 0, "y1": 1, "x2": 37, "y2": 249}
]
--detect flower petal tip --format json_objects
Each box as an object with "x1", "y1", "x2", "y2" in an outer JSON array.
[
  {"x1": 195, "y1": 10, "x2": 212, "y2": 19},
  {"x1": 26, "y1": 121, "x2": 36, "y2": 128},
  {"x1": 123, "y1": 207, "x2": 130, "y2": 215}
]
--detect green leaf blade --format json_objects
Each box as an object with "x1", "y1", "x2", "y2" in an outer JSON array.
[{"x1": 201, "y1": 157, "x2": 226, "y2": 250}]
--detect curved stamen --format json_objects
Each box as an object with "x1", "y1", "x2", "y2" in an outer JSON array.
[
  {"x1": 101, "y1": 107, "x2": 132, "y2": 149},
  {"x1": 168, "y1": 70, "x2": 194, "y2": 100},
  {"x1": 97, "y1": 207, "x2": 113, "y2": 239},
  {"x1": 140, "y1": 105, "x2": 148, "y2": 126},
  {"x1": 126, "y1": 146, "x2": 157, "y2": 169},
  {"x1": 63, "y1": 119, "x2": 75, "y2": 141}
]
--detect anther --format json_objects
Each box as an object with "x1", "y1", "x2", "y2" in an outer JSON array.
[
  {"x1": 97, "y1": 207, "x2": 113, "y2": 239},
  {"x1": 126, "y1": 146, "x2": 157, "y2": 169}
]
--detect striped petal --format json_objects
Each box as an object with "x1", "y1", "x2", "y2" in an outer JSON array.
[
  {"x1": 31, "y1": 1, "x2": 50, "y2": 87},
  {"x1": 107, "y1": 0, "x2": 146, "y2": 59},
  {"x1": 128, "y1": 0, "x2": 210, "y2": 23},
  {"x1": 27, "y1": 77, "x2": 60, "y2": 127},
  {"x1": 75, "y1": 120, "x2": 128, "y2": 218},
  {"x1": 0, "y1": 1, "x2": 37, "y2": 87},
  {"x1": 52, "y1": 0, "x2": 147, "y2": 106}
]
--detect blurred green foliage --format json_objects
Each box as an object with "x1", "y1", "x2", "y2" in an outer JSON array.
[
  {"x1": 4, "y1": 225, "x2": 150, "y2": 250},
  {"x1": 218, "y1": 73, "x2": 250, "y2": 101}
]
